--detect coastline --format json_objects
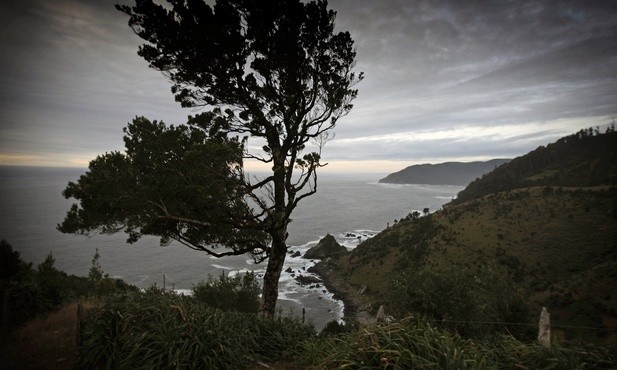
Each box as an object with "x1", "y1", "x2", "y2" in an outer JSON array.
[{"x1": 308, "y1": 259, "x2": 375, "y2": 325}]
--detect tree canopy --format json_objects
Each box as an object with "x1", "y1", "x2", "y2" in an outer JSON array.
[
  {"x1": 61, "y1": 0, "x2": 362, "y2": 316},
  {"x1": 59, "y1": 117, "x2": 269, "y2": 259}
]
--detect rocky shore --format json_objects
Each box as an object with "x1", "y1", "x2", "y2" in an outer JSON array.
[
  {"x1": 296, "y1": 233, "x2": 379, "y2": 325},
  {"x1": 307, "y1": 261, "x2": 358, "y2": 320}
]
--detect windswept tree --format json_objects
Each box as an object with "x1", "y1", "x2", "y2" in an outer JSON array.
[{"x1": 59, "y1": 0, "x2": 362, "y2": 316}]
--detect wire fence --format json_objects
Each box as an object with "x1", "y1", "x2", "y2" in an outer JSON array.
[{"x1": 431, "y1": 319, "x2": 617, "y2": 332}]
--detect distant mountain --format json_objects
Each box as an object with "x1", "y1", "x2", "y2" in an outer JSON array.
[{"x1": 378, "y1": 159, "x2": 510, "y2": 186}]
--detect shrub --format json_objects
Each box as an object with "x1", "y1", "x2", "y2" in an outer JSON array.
[
  {"x1": 294, "y1": 318, "x2": 488, "y2": 369},
  {"x1": 390, "y1": 264, "x2": 533, "y2": 339},
  {"x1": 292, "y1": 318, "x2": 617, "y2": 369},
  {"x1": 192, "y1": 272, "x2": 260, "y2": 313},
  {"x1": 319, "y1": 319, "x2": 359, "y2": 337},
  {"x1": 78, "y1": 291, "x2": 315, "y2": 369},
  {"x1": 0, "y1": 240, "x2": 30, "y2": 279},
  {"x1": 0, "y1": 244, "x2": 136, "y2": 330}
]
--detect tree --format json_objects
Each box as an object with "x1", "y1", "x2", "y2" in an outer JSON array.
[
  {"x1": 88, "y1": 248, "x2": 110, "y2": 290},
  {"x1": 60, "y1": 0, "x2": 362, "y2": 317},
  {"x1": 37, "y1": 251, "x2": 58, "y2": 275},
  {"x1": 0, "y1": 240, "x2": 30, "y2": 279}
]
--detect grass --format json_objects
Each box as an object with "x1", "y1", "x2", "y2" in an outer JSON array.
[
  {"x1": 292, "y1": 317, "x2": 617, "y2": 369},
  {"x1": 78, "y1": 290, "x2": 315, "y2": 369},
  {"x1": 326, "y1": 186, "x2": 617, "y2": 347},
  {"x1": 0, "y1": 300, "x2": 96, "y2": 370},
  {"x1": 2, "y1": 291, "x2": 616, "y2": 369}
]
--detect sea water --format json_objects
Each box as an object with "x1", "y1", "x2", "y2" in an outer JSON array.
[{"x1": 0, "y1": 166, "x2": 462, "y2": 328}]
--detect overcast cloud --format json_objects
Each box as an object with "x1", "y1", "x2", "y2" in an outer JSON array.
[{"x1": 1, "y1": 0, "x2": 616, "y2": 172}]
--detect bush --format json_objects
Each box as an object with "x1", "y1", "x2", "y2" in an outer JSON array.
[
  {"x1": 192, "y1": 272, "x2": 260, "y2": 313},
  {"x1": 2, "y1": 279, "x2": 53, "y2": 327},
  {"x1": 295, "y1": 318, "x2": 487, "y2": 369},
  {"x1": 0, "y1": 240, "x2": 30, "y2": 279},
  {"x1": 292, "y1": 318, "x2": 617, "y2": 369},
  {"x1": 390, "y1": 264, "x2": 533, "y2": 339},
  {"x1": 0, "y1": 243, "x2": 136, "y2": 330},
  {"x1": 78, "y1": 291, "x2": 315, "y2": 369},
  {"x1": 319, "y1": 319, "x2": 359, "y2": 337}
]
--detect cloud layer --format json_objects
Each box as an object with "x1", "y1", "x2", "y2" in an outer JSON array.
[{"x1": 1, "y1": 0, "x2": 616, "y2": 171}]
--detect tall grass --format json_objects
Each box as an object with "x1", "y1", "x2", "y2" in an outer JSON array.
[
  {"x1": 79, "y1": 292, "x2": 616, "y2": 369},
  {"x1": 295, "y1": 317, "x2": 489, "y2": 369},
  {"x1": 292, "y1": 317, "x2": 617, "y2": 369},
  {"x1": 77, "y1": 290, "x2": 315, "y2": 369}
]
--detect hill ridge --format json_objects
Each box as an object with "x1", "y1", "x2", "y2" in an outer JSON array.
[
  {"x1": 451, "y1": 127, "x2": 617, "y2": 205},
  {"x1": 316, "y1": 127, "x2": 617, "y2": 347},
  {"x1": 379, "y1": 159, "x2": 510, "y2": 186}
]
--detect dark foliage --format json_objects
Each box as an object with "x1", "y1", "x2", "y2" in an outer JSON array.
[
  {"x1": 58, "y1": 118, "x2": 266, "y2": 258},
  {"x1": 192, "y1": 272, "x2": 261, "y2": 313},
  {"x1": 78, "y1": 290, "x2": 315, "y2": 369},
  {"x1": 61, "y1": 0, "x2": 362, "y2": 316},
  {"x1": 0, "y1": 242, "x2": 136, "y2": 330},
  {"x1": 452, "y1": 127, "x2": 617, "y2": 205},
  {"x1": 391, "y1": 264, "x2": 533, "y2": 340},
  {"x1": 0, "y1": 239, "x2": 30, "y2": 279}
]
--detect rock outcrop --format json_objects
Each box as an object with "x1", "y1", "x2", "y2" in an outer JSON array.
[{"x1": 303, "y1": 234, "x2": 347, "y2": 259}]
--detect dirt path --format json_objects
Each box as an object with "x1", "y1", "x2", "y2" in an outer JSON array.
[{"x1": 0, "y1": 302, "x2": 86, "y2": 370}]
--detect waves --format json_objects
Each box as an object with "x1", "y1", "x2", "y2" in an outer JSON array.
[{"x1": 1, "y1": 168, "x2": 461, "y2": 330}]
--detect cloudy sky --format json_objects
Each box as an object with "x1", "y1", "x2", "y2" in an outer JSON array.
[{"x1": 1, "y1": 0, "x2": 616, "y2": 173}]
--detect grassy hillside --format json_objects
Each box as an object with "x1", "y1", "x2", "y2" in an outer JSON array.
[
  {"x1": 326, "y1": 185, "x2": 617, "y2": 345},
  {"x1": 322, "y1": 128, "x2": 617, "y2": 347},
  {"x1": 3, "y1": 235, "x2": 616, "y2": 368}
]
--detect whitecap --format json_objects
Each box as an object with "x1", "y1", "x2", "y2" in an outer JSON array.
[
  {"x1": 211, "y1": 264, "x2": 233, "y2": 270},
  {"x1": 277, "y1": 290, "x2": 302, "y2": 304},
  {"x1": 174, "y1": 289, "x2": 193, "y2": 296}
]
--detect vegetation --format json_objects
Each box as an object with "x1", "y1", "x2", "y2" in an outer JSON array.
[
  {"x1": 452, "y1": 125, "x2": 617, "y2": 205},
  {"x1": 61, "y1": 0, "x2": 362, "y2": 317},
  {"x1": 192, "y1": 272, "x2": 261, "y2": 313},
  {"x1": 321, "y1": 128, "x2": 617, "y2": 348},
  {"x1": 2, "y1": 237, "x2": 616, "y2": 369},
  {"x1": 0, "y1": 241, "x2": 135, "y2": 331},
  {"x1": 78, "y1": 290, "x2": 314, "y2": 369},
  {"x1": 79, "y1": 297, "x2": 616, "y2": 369},
  {"x1": 293, "y1": 318, "x2": 616, "y2": 369}
]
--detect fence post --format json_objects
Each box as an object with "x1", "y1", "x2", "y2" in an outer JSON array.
[{"x1": 538, "y1": 306, "x2": 551, "y2": 348}]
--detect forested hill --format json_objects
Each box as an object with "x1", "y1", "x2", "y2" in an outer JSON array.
[
  {"x1": 318, "y1": 126, "x2": 617, "y2": 348},
  {"x1": 451, "y1": 126, "x2": 617, "y2": 205},
  {"x1": 378, "y1": 159, "x2": 510, "y2": 186}
]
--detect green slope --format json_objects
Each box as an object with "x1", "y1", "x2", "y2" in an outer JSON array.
[
  {"x1": 452, "y1": 127, "x2": 617, "y2": 205},
  {"x1": 322, "y1": 128, "x2": 617, "y2": 346}
]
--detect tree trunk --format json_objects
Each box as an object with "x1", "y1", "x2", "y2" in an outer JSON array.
[
  {"x1": 260, "y1": 149, "x2": 289, "y2": 318},
  {"x1": 260, "y1": 235, "x2": 287, "y2": 317}
]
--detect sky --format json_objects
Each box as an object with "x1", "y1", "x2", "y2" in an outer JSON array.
[{"x1": 1, "y1": 0, "x2": 617, "y2": 173}]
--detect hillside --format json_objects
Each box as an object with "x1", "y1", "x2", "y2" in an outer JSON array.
[
  {"x1": 378, "y1": 159, "x2": 510, "y2": 185},
  {"x1": 318, "y1": 127, "x2": 617, "y2": 347},
  {"x1": 452, "y1": 127, "x2": 617, "y2": 205}
]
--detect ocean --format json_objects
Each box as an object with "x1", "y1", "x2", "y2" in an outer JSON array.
[{"x1": 0, "y1": 166, "x2": 462, "y2": 328}]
